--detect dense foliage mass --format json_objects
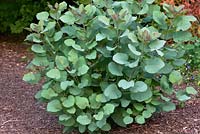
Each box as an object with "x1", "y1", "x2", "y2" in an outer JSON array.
[
  {"x1": 23, "y1": 0, "x2": 197, "y2": 133},
  {"x1": 0, "y1": 0, "x2": 89, "y2": 33},
  {"x1": 183, "y1": 37, "x2": 200, "y2": 82}
]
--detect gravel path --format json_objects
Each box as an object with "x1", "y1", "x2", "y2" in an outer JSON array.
[{"x1": 0, "y1": 40, "x2": 61, "y2": 134}]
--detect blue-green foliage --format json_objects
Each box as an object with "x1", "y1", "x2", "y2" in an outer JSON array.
[{"x1": 23, "y1": 0, "x2": 198, "y2": 133}]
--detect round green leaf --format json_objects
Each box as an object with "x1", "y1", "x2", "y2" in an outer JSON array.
[
  {"x1": 59, "y1": 114, "x2": 71, "y2": 122},
  {"x1": 46, "y1": 69, "x2": 61, "y2": 79},
  {"x1": 77, "y1": 65, "x2": 89, "y2": 76},
  {"x1": 131, "y1": 88, "x2": 152, "y2": 102},
  {"x1": 169, "y1": 71, "x2": 182, "y2": 84},
  {"x1": 175, "y1": 16, "x2": 196, "y2": 31},
  {"x1": 113, "y1": 53, "x2": 129, "y2": 65},
  {"x1": 88, "y1": 41, "x2": 98, "y2": 49},
  {"x1": 86, "y1": 50, "x2": 97, "y2": 60},
  {"x1": 23, "y1": 72, "x2": 40, "y2": 84},
  {"x1": 128, "y1": 44, "x2": 141, "y2": 56},
  {"x1": 53, "y1": 31, "x2": 63, "y2": 41},
  {"x1": 89, "y1": 94, "x2": 101, "y2": 109},
  {"x1": 153, "y1": 11, "x2": 167, "y2": 26},
  {"x1": 160, "y1": 75, "x2": 172, "y2": 94},
  {"x1": 67, "y1": 107, "x2": 76, "y2": 114},
  {"x1": 41, "y1": 88, "x2": 58, "y2": 99},
  {"x1": 79, "y1": 125, "x2": 86, "y2": 133},
  {"x1": 47, "y1": 99, "x2": 62, "y2": 112},
  {"x1": 101, "y1": 123, "x2": 111, "y2": 131},
  {"x1": 123, "y1": 116, "x2": 133, "y2": 124},
  {"x1": 120, "y1": 99, "x2": 131, "y2": 108},
  {"x1": 91, "y1": 73, "x2": 101, "y2": 79},
  {"x1": 159, "y1": 64, "x2": 173, "y2": 74},
  {"x1": 69, "y1": 87, "x2": 82, "y2": 96},
  {"x1": 31, "y1": 44, "x2": 46, "y2": 53},
  {"x1": 60, "y1": 116, "x2": 75, "y2": 127},
  {"x1": 68, "y1": 49, "x2": 78, "y2": 64},
  {"x1": 137, "y1": 4, "x2": 149, "y2": 15},
  {"x1": 59, "y1": 114, "x2": 75, "y2": 127},
  {"x1": 149, "y1": 40, "x2": 166, "y2": 51},
  {"x1": 126, "y1": 108, "x2": 133, "y2": 114},
  {"x1": 96, "y1": 94, "x2": 110, "y2": 103},
  {"x1": 96, "y1": 33, "x2": 106, "y2": 41},
  {"x1": 32, "y1": 56, "x2": 49, "y2": 66},
  {"x1": 64, "y1": 39, "x2": 75, "y2": 46},
  {"x1": 131, "y1": 81, "x2": 148, "y2": 92},
  {"x1": 111, "y1": 111, "x2": 126, "y2": 127},
  {"x1": 186, "y1": 87, "x2": 197, "y2": 95},
  {"x1": 118, "y1": 79, "x2": 134, "y2": 89},
  {"x1": 36, "y1": 11, "x2": 49, "y2": 20},
  {"x1": 96, "y1": 117, "x2": 107, "y2": 128},
  {"x1": 72, "y1": 44, "x2": 84, "y2": 51},
  {"x1": 58, "y1": 1, "x2": 68, "y2": 11},
  {"x1": 98, "y1": 15, "x2": 110, "y2": 26},
  {"x1": 108, "y1": 62, "x2": 123, "y2": 76},
  {"x1": 60, "y1": 80, "x2": 74, "y2": 90},
  {"x1": 63, "y1": 95, "x2": 75, "y2": 108},
  {"x1": 133, "y1": 103, "x2": 144, "y2": 111},
  {"x1": 127, "y1": 59, "x2": 139, "y2": 68},
  {"x1": 103, "y1": 103, "x2": 115, "y2": 115},
  {"x1": 177, "y1": 94, "x2": 191, "y2": 102},
  {"x1": 61, "y1": 26, "x2": 76, "y2": 36},
  {"x1": 43, "y1": 21, "x2": 56, "y2": 31},
  {"x1": 142, "y1": 110, "x2": 152, "y2": 118},
  {"x1": 144, "y1": 57, "x2": 165, "y2": 74},
  {"x1": 128, "y1": 32, "x2": 138, "y2": 43},
  {"x1": 75, "y1": 96, "x2": 89, "y2": 109},
  {"x1": 146, "y1": 104, "x2": 156, "y2": 113},
  {"x1": 173, "y1": 31, "x2": 192, "y2": 42},
  {"x1": 104, "y1": 84, "x2": 122, "y2": 99},
  {"x1": 162, "y1": 102, "x2": 176, "y2": 112},
  {"x1": 94, "y1": 111, "x2": 104, "y2": 121},
  {"x1": 55, "y1": 56, "x2": 69, "y2": 70},
  {"x1": 173, "y1": 59, "x2": 186, "y2": 66},
  {"x1": 135, "y1": 115, "x2": 145, "y2": 124},
  {"x1": 88, "y1": 122, "x2": 97, "y2": 132},
  {"x1": 77, "y1": 115, "x2": 91, "y2": 125},
  {"x1": 85, "y1": 4, "x2": 96, "y2": 16},
  {"x1": 60, "y1": 11, "x2": 76, "y2": 25}
]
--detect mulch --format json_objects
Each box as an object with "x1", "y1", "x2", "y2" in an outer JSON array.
[{"x1": 0, "y1": 35, "x2": 200, "y2": 134}]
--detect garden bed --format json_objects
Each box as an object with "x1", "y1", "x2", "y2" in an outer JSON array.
[{"x1": 0, "y1": 36, "x2": 199, "y2": 134}]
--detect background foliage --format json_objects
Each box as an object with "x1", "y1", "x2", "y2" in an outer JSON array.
[
  {"x1": 0, "y1": 0, "x2": 89, "y2": 33},
  {"x1": 160, "y1": 0, "x2": 200, "y2": 20},
  {"x1": 155, "y1": 0, "x2": 200, "y2": 83},
  {"x1": 158, "y1": 0, "x2": 200, "y2": 37},
  {"x1": 23, "y1": 0, "x2": 197, "y2": 133},
  {"x1": 1, "y1": 0, "x2": 199, "y2": 34},
  {"x1": 182, "y1": 37, "x2": 200, "y2": 82}
]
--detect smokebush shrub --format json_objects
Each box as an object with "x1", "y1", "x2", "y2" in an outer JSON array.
[{"x1": 23, "y1": 0, "x2": 197, "y2": 133}]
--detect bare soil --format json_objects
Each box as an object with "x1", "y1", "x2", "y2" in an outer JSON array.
[{"x1": 0, "y1": 36, "x2": 200, "y2": 134}]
